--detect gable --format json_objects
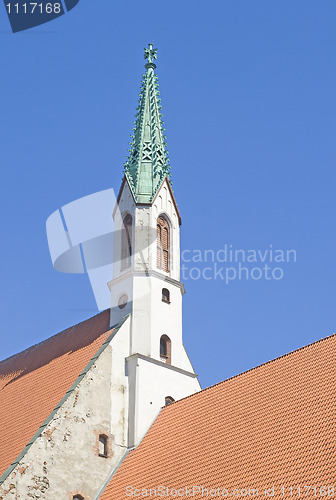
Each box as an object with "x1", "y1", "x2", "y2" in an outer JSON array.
[
  {"x1": 152, "y1": 176, "x2": 182, "y2": 226},
  {"x1": 101, "y1": 333, "x2": 336, "y2": 498},
  {"x1": 0, "y1": 310, "x2": 114, "y2": 482},
  {"x1": 115, "y1": 176, "x2": 181, "y2": 226},
  {"x1": 114, "y1": 175, "x2": 136, "y2": 219}
]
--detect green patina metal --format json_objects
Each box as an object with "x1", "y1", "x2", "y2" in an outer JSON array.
[{"x1": 123, "y1": 43, "x2": 171, "y2": 204}]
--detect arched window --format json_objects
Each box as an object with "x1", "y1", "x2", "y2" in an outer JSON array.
[
  {"x1": 165, "y1": 396, "x2": 175, "y2": 406},
  {"x1": 121, "y1": 214, "x2": 132, "y2": 270},
  {"x1": 162, "y1": 288, "x2": 170, "y2": 303},
  {"x1": 157, "y1": 216, "x2": 170, "y2": 272},
  {"x1": 73, "y1": 496, "x2": 84, "y2": 500},
  {"x1": 98, "y1": 434, "x2": 108, "y2": 458},
  {"x1": 160, "y1": 335, "x2": 171, "y2": 365}
]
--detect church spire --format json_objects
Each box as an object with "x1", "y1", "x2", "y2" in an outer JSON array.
[{"x1": 123, "y1": 43, "x2": 171, "y2": 204}]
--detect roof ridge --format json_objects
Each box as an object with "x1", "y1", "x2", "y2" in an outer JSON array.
[
  {"x1": 165, "y1": 330, "x2": 336, "y2": 408},
  {"x1": 0, "y1": 310, "x2": 110, "y2": 365}
]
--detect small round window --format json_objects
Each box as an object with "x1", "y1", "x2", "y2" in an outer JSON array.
[{"x1": 118, "y1": 294, "x2": 128, "y2": 309}]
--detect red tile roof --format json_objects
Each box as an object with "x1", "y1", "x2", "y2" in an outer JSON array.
[
  {"x1": 0, "y1": 310, "x2": 112, "y2": 481},
  {"x1": 101, "y1": 334, "x2": 336, "y2": 499}
]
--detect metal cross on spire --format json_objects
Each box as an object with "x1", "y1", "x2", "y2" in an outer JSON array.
[{"x1": 144, "y1": 43, "x2": 157, "y2": 69}]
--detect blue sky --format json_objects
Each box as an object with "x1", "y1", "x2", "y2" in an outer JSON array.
[{"x1": 1, "y1": 0, "x2": 335, "y2": 389}]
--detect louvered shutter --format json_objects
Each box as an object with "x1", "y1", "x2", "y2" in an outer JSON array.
[
  {"x1": 157, "y1": 216, "x2": 170, "y2": 272},
  {"x1": 157, "y1": 224, "x2": 162, "y2": 268},
  {"x1": 162, "y1": 227, "x2": 169, "y2": 272}
]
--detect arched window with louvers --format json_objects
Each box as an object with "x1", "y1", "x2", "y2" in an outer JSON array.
[
  {"x1": 157, "y1": 216, "x2": 170, "y2": 272},
  {"x1": 121, "y1": 213, "x2": 132, "y2": 271}
]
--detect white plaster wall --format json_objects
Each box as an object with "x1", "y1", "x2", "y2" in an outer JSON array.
[
  {"x1": 109, "y1": 274, "x2": 196, "y2": 372},
  {"x1": 148, "y1": 276, "x2": 183, "y2": 365},
  {"x1": 134, "y1": 206, "x2": 151, "y2": 272},
  {"x1": 127, "y1": 355, "x2": 200, "y2": 446},
  {"x1": 110, "y1": 318, "x2": 131, "y2": 448},
  {"x1": 112, "y1": 180, "x2": 135, "y2": 280},
  {"x1": 108, "y1": 272, "x2": 134, "y2": 327},
  {"x1": 130, "y1": 275, "x2": 153, "y2": 357}
]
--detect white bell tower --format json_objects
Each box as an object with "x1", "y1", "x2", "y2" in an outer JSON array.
[{"x1": 108, "y1": 44, "x2": 200, "y2": 447}]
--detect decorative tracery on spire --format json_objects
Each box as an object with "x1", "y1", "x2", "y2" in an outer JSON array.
[{"x1": 123, "y1": 44, "x2": 172, "y2": 204}]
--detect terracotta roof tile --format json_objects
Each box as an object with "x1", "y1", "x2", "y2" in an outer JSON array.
[
  {"x1": 101, "y1": 334, "x2": 336, "y2": 499},
  {"x1": 0, "y1": 309, "x2": 112, "y2": 480}
]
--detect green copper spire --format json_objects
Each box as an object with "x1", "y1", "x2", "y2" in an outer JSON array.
[{"x1": 123, "y1": 43, "x2": 171, "y2": 204}]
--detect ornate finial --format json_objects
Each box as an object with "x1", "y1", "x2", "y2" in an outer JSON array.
[{"x1": 144, "y1": 43, "x2": 157, "y2": 70}]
